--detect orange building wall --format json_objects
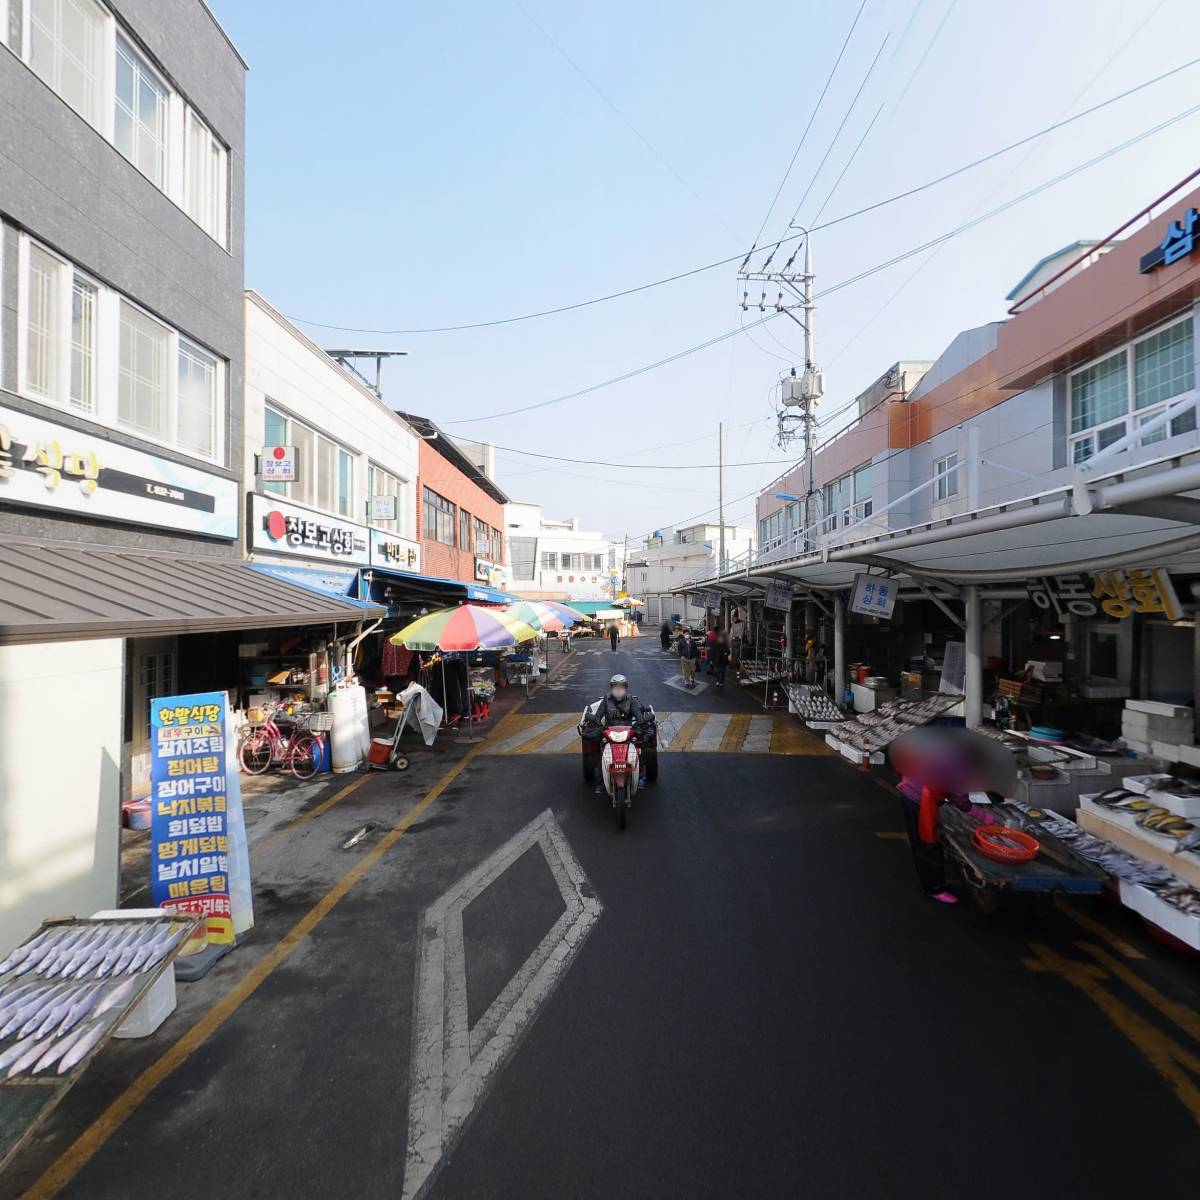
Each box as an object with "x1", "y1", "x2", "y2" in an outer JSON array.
[{"x1": 417, "y1": 439, "x2": 505, "y2": 583}]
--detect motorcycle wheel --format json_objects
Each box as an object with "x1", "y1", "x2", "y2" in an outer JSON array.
[
  {"x1": 644, "y1": 749, "x2": 658, "y2": 783},
  {"x1": 615, "y1": 781, "x2": 627, "y2": 830}
]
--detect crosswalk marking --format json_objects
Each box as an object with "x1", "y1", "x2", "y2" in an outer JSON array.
[{"x1": 479, "y1": 712, "x2": 832, "y2": 756}]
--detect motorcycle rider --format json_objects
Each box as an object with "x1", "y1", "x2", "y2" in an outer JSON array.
[{"x1": 581, "y1": 673, "x2": 651, "y2": 793}]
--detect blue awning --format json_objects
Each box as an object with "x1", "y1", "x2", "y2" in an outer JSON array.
[
  {"x1": 466, "y1": 584, "x2": 515, "y2": 604},
  {"x1": 248, "y1": 563, "x2": 380, "y2": 609},
  {"x1": 360, "y1": 565, "x2": 514, "y2": 611}
]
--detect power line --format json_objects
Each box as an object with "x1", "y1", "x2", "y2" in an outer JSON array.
[
  {"x1": 443, "y1": 99, "x2": 1200, "y2": 428},
  {"x1": 488, "y1": 443, "x2": 797, "y2": 470},
  {"x1": 741, "y1": 0, "x2": 869, "y2": 264},
  {"x1": 288, "y1": 53, "x2": 1200, "y2": 337},
  {"x1": 889, "y1": 0, "x2": 958, "y2": 117},
  {"x1": 809, "y1": 102, "x2": 884, "y2": 229}
]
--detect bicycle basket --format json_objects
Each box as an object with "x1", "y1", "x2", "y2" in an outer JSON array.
[
  {"x1": 246, "y1": 707, "x2": 270, "y2": 726},
  {"x1": 302, "y1": 711, "x2": 336, "y2": 733}
]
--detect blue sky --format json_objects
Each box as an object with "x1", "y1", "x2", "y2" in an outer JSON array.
[{"x1": 209, "y1": 0, "x2": 1198, "y2": 542}]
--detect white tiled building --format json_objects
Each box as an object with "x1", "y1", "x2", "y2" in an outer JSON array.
[{"x1": 504, "y1": 502, "x2": 624, "y2": 600}]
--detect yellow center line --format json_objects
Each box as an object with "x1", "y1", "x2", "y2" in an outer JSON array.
[
  {"x1": 21, "y1": 704, "x2": 521, "y2": 1200},
  {"x1": 260, "y1": 774, "x2": 370, "y2": 846},
  {"x1": 1075, "y1": 941, "x2": 1200, "y2": 1043},
  {"x1": 1052, "y1": 895, "x2": 1145, "y2": 961},
  {"x1": 512, "y1": 713, "x2": 582, "y2": 755},
  {"x1": 1025, "y1": 942, "x2": 1200, "y2": 1127},
  {"x1": 667, "y1": 712, "x2": 710, "y2": 753},
  {"x1": 719, "y1": 714, "x2": 752, "y2": 753}
]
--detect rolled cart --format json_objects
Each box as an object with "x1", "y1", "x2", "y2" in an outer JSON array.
[{"x1": 938, "y1": 802, "x2": 1108, "y2": 914}]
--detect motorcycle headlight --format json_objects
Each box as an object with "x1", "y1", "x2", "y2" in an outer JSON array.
[{"x1": 607, "y1": 730, "x2": 629, "y2": 743}]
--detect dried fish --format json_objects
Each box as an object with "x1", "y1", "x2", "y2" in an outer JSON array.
[
  {"x1": 92, "y1": 977, "x2": 138, "y2": 1019},
  {"x1": 15, "y1": 983, "x2": 75, "y2": 1038},
  {"x1": 0, "y1": 983, "x2": 70, "y2": 1039},
  {"x1": 141, "y1": 926, "x2": 186, "y2": 973},
  {"x1": 7, "y1": 1032, "x2": 56, "y2": 1078},
  {"x1": 96, "y1": 927, "x2": 146, "y2": 978},
  {"x1": 32, "y1": 1020, "x2": 97, "y2": 1074},
  {"x1": 58, "y1": 1017, "x2": 112, "y2": 1074},
  {"x1": 54, "y1": 982, "x2": 106, "y2": 1038}
]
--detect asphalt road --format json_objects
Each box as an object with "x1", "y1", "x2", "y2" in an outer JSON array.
[{"x1": 4, "y1": 635, "x2": 1199, "y2": 1199}]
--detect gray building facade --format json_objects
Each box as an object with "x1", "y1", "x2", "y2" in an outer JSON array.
[{"x1": 0, "y1": 0, "x2": 246, "y2": 555}]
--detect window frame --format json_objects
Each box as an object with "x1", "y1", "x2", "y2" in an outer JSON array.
[
  {"x1": 423, "y1": 486, "x2": 456, "y2": 545},
  {"x1": 24, "y1": 0, "x2": 111, "y2": 133},
  {"x1": 113, "y1": 32, "x2": 168, "y2": 189},
  {"x1": 367, "y1": 462, "x2": 406, "y2": 533},
  {"x1": 1068, "y1": 316, "x2": 1196, "y2": 463},
  {"x1": 259, "y1": 404, "x2": 356, "y2": 517},
  {"x1": 933, "y1": 452, "x2": 959, "y2": 502}
]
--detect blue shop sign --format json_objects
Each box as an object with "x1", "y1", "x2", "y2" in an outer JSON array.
[{"x1": 1139, "y1": 207, "x2": 1198, "y2": 273}]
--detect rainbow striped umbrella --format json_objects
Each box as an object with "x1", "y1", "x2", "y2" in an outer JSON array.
[
  {"x1": 389, "y1": 604, "x2": 538, "y2": 652},
  {"x1": 538, "y1": 600, "x2": 589, "y2": 624},
  {"x1": 505, "y1": 600, "x2": 572, "y2": 632}
]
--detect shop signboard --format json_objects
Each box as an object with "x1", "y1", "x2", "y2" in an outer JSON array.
[
  {"x1": 702, "y1": 590, "x2": 723, "y2": 611},
  {"x1": 251, "y1": 494, "x2": 370, "y2": 564},
  {"x1": 260, "y1": 445, "x2": 297, "y2": 483},
  {"x1": 849, "y1": 573, "x2": 897, "y2": 618},
  {"x1": 149, "y1": 691, "x2": 254, "y2": 943},
  {"x1": 371, "y1": 494, "x2": 397, "y2": 521},
  {"x1": 764, "y1": 579, "x2": 795, "y2": 611},
  {"x1": 475, "y1": 558, "x2": 508, "y2": 588},
  {"x1": 1139, "y1": 207, "x2": 1198, "y2": 273},
  {"x1": 371, "y1": 529, "x2": 421, "y2": 571},
  {"x1": 939, "y1": 641, "x2": 966, "y2": 695},
  {"x1": 1026, "y1": 569, "x2": 1181, "y2": 621},
  {"x1": 0, "y1": 403, "x2": 238, "y2": 538}
]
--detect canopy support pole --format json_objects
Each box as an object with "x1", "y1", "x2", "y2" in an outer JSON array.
[
  {"x1": 965, "y1": 584, "x2": 983, "y2": 729},
  {"x1": 833, "y1": 595, "x2": 846, "y2": 706}
]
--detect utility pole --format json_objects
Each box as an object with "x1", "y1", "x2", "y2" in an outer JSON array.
[
  {"x1": 718, "y1": 421, "x2": 726, "y2": 577},
  {"x1": 800, "y1": 232, "x2": 819, "y2": 541}
]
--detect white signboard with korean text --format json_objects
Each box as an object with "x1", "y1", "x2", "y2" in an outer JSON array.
[
  {"x1": 250, "y1": 494, "x2": 370, "y2": 564},
  {"x1": 370, "y1": 530, "x2": 421, "y2": 571},
  {"x1": 371, "y1": 494, "x2": 397, "y2": 522},
  {"x1": 260, "y1": 445, "x2": 297, "y2": 483},
  {"x1": 764, "y1": 579, "x2": 795, "y2": 611},
  {"x1": 849, "y1": 573, "x2": 897, "y2": 619},
  {"x1": 0, "y1": 403, "x2": 238, "y2": 538}
]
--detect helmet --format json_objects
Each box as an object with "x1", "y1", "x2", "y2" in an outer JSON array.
[{"x1": 609, "y1": 673, "x2": 628, "y2": 700}]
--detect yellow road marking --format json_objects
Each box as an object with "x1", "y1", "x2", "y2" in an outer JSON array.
[
  {"x1": 668, "y1": 712, "x2": 710, "y2": 753},
  {"x1": 719, "y1": 715, "x2": 752, "y2": 753},
  {"x1": 769, "y1": 716, "x2": 832, "y2": 755},
  {"x1": 1076, "y1": 941, "x2": 1200, "y2": 1043},
  {"x1": 1053, "y1": 895, "x2": 1145, "y2": 961},
  {"x1": 513, "y1": 714, "x2": 582, "y2": 755},
  {"x1": 21, "y1": 706, "x2": 519, "y2": 1200},
  {"x1": 1025, "y1": 943, "x2": 1200, "y2": 1127},
  {"x1": 260, "y1": 774, "x2": 370, "y2": 846}
]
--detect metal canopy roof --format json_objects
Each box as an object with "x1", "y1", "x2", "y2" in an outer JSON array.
[
  {"x1": 695, "y1": 453, "x2": 1200, "y2": 596},
  {"x1": 0, "y1": 541, "x2": 384, "y2": 645}
]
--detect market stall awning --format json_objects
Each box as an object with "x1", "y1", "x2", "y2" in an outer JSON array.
[
  {"x1": 360, "y1": 564, "x2": 514, "y2": 612},
  {"x1": 0, "y1": 541, "x2": 384, "y2": 645},
  {"x1": 247, "y1": 563, "x2": 378, "y2": 607}
]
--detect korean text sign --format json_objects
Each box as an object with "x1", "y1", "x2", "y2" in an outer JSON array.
[
  {"x1": 849, "y1": 573, "x2": 897, "y2": 619},
  {"x1": 150, "y1": 691, "x2": 253, "y2": 943}
]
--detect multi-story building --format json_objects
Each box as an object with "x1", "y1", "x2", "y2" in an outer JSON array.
[
  {"x1": 628, "y1": 523, "x2": 751, "y2": 625},
  {"x1": 399, "y1": 413, "x2": 511, "y2": 595},
  {"x1": 503, "y1": 502, "x2": 624, "y2": 600}
]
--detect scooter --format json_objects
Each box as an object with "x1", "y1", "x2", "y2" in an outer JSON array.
[{"x1": 601, "y1": 725, "x2": 639, "y2": 830}]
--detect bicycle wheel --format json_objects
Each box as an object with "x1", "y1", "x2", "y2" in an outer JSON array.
[
  {"x1": 240, "y1": 731, "x2": 273, "y2": 774},
  {"x1": 289, "y1": 734, "x2": 321, "y2": 780}
]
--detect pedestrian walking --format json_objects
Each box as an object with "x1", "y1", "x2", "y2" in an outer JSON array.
[
  {"x1": 705, "y1": 626, "x2": 717, "y2": 675},
  {"x1": 660, "y1": 620, "x2": 672, "y2": 651},
  {"x1": 608, "y1": 622, "x2": 620, "y2": 651},
  {"x1": 559, "y1": 628, "x2": 572, "y2": 654},
  {"x1": 678, "y1": 630, "x2": 698, "y2": 688},
  {"x1": 713, "y1": 630, "x2": 730, "y2": 688}
]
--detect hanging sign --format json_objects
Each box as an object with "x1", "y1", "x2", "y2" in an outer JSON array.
[
  {"x1": 939, "y1": 641, "x2": 966, "y2": 695},
  {"x1": 764, "y1": 579, "x2": 795, "y2": 611},
  {"x1": 702, "y1": 590, "x2": 723, "y2": 610},
  {"x1": 371, "y1": 494, "x2": 397, "y2": 521},
  {"x1": 849, "y1": 573, "x2": 897, "y2": 618},
  {"x1": 149, "y1": 691, "x2": 253, "y2": 943},
  {"x1": 260, "y1": 445, "x2": 297, "y2": 482},
  {"x1": 1026, "y1": 569, "x2": 1182, "y2": 621}
]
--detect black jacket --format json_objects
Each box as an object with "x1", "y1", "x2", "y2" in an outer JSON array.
[{"x1": 582, "y1": 694, "x2": 649, "y2": 736}]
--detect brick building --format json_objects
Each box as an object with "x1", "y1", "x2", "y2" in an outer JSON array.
[{"x1": 398, "y1": 413, "x2": 509, "y2": 587}]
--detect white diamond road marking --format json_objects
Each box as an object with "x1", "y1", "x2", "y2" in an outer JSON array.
[
  {"x1": 403, "y1": 810, "x2": 601, "y2": 1200},
  {"x1": 664, "y1": 674, "x2": 711, "y2": 695}
]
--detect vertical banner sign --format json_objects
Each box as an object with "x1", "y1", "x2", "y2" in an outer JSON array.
[
  {"x1": 763, "y1": 580, "x2": 795, "y2": 612},
  {"x1": 150, "y1": 691, "x2": 254, "y2": 943},
  {"x1": 939, "y1": 641, "x2": 966, "y2": 695}
]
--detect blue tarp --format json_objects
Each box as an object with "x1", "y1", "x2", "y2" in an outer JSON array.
[{"x1": 247, "y1": 563, "x2": 379, "y2": 609}]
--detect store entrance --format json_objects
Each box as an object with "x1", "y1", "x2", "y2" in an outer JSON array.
[{"x1": 127, "y1": 636, "x2": 177, "y2": 800}]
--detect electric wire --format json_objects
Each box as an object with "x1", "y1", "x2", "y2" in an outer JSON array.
[
  {"x1": 889, "y1": 0, "x2": 958, "y2": 117},
  {"x1": 808, "y1": 102, "x2": 884, "y2": 229},
  {"x1": 287, "y1": 54, "x2": 1200, "y2": 336}
]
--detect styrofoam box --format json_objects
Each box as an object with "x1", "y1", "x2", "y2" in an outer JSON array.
[
  {"x1": 1122, "y1": 711, "x2": 1193, "y2": 735},
  {"x1": 1125, "y1": 773, "x2": 1175, "y2": 795},
  {"x1": 1151, "y1": 741, "x2": 1200, "y2": 769},
  {"x1": 91, "y1": 908, "x2": 178, "y2": 1038},
  {"x1": 1078, "y1": 794, "x2": 1194, "y2": 845},
  {"x1": 1125, "y1": 699, "x2": 1192, "y2": 719},
  {"x1": 1118, "y1": 879, "x2": 1200, "y2": 950}
]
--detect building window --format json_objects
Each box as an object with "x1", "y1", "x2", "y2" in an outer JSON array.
[
  {"x1": 176, "y1": 339, "x2": 216, "y2": 459},
  {"x1": 24, "y1": 244, "x2": 61, "y2": 402},
  {"x1": 541, "y1": 551, "x2": 557, "y2": 570},
  {"x1": 1069, "y1": 318, "x2": 1196, "y2": 461},
  {"x1": 591, "y1": 553, "x2": 603, "y2": 571},
  {"x1": 184, "y1": 108, "x2": 228, "y2": 246},
  {"x1": 262, "y1": 406, "x2": 353, "y2": 517},
  {"x1": 424, "y1": 487, "x2": 456, "y2": 544},
  {"x1": 118, "y1": 301, "x2": 170, "y2": 441},
  {"x1": 459, "y1": 508, "x2": 471, "y2": 550},
  {"x1": 71, "y1": 277, "x2": 97, "y2": 412},
  {"x1": 933, "y1": 453, "x2": 959, "y2": 501},
  {"x1": 368, "y1": 463, "x2": 405, "y2": 532},
  {"x1": 28, "y1": 0, "x2": 106, "y2": 130},
  {"x1": 510, "y1": 536, "x2": 536, "y2": 581},
  {"x1": 114, "y1": 36, "x2": 167, "y2": 188},
  {"x1": 474, "y1": 517, "x2": 490, "y2": 559}
]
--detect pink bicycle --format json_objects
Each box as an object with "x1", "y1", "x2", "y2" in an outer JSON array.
[{"x1": 239, "y1": 704, "x2": 333, "y2": 779}]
